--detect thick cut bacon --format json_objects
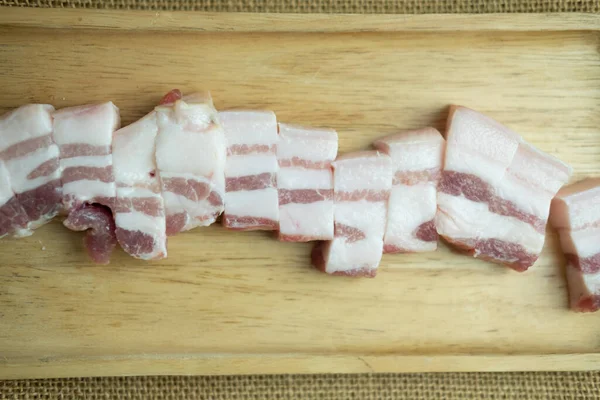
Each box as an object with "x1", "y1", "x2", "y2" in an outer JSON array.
[
  {"x1": 550, "y1": 178, "x2": 600, "y2": 312},
  {"x1": 155, "y1": 91, "x2": 226, "y2": 235},
  {"x1": 312, "y1": 151, "x2": 392, "y2": 277},
  {"x1": 277, "y1": 123, "x2": 337, "y2": 242},
  {"x1": 0, "y1": 104, "x2": 62, "y2": 235},
  {"x1": 112, "y1": 110, "x2": 166, "y2": 260},
  {"x1": 435, "y1": 106, "x2": 572, "y2": 271},
  {"x1": 373, "y1": 127, "x2": 445, "y2": 253},
  {"x1": 52, "y1": 102, "x2": 120, "y2": 263},
  {"x1": 0, "y1": 160, "x2": 30, "y2": 237},
  {"x1": 219, "y1": 111, "x2": 279, "y2": 230}
]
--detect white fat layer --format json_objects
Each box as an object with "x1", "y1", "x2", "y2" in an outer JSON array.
[
  {"x1": 277, "y1": 124, "x2": 337, "y2": 162},
  {"x1": 162, "y1": 190, "x2": 223, "y2": 217},
  {"x1": 566, "y1": 266, "x2": 600, "y2": 308},
  {"x1": 60, "y1": 155, "x2": 112, "y2": 169},
  {"x1": 225, "y1": 154, "x2": 278, "y2": 178},
  {"x1": 435, "y1": 192, "x2": 546, "y2": 254},
  {"x1": 219, "y1": 111, "x2": 278, "y2": 146},
  {"x1": 279, "y1": 201, "x2": 334, "y2": 239},
  {"x1": 63, "y1": 180, "x2": 115, "y2": 200},
  {"x1": 0, "y1": 104, "x2": 55, "y2": 150},
  {"x1": 322, "y1": 236, "x2": 384, "y2": 273},
  {"x1": 333, "y1": 154, "x2": 392, "y2": 192},
  {"x1": 155, "y1": 105, "x2": 226, "y2": 177},
  {"x1": 335, "y1": 199, "x2": 387, "y2": 239},
  {"x1": 52, "y1": 102, "x2": 120, "y2": 146},
  {"x1": 385, "y1": 183, "x2": 437, "y2": 250},
  {"x1": 558, "y1": 228, "x2": 600, "y2": 258},
  {"x1": 278, "y1": 168, "x2": 332, "y2": 190},
  {"x1": 551, "y1": 184, "x2": 600, "y2": 231},
  {"x1": 115, "y1": 211, "x2": 166, "y2": 244},
  {"x1": 495, "y1": 172, "x2": 552, "y2": 221},
  {"x1": 225, "y1": 188, "x2": 279, "y2": 220},
  {"x1": 112, "y1": 112, "x2": 160, "y2": 188},
  {"x1": 5, "y1": 146, "x2": 61, "y2": 193},
  {"x1": 0, "y1": 161, "x2": 14, "y2": 205},
  {"x1": 385, "y1": 140, "x2": 444, "y2": 172},
  {"x1": 117, "y1": 187, "x2": 158, "y2": 199}
]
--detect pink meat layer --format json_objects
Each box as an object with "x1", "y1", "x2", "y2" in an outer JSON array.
[{"x1": 63, "y1": 204, "x2": 117, "y2": 265}]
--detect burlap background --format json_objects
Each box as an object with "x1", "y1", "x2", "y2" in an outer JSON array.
[{"x1": 2, "y1": 1, "x2": 600, "y2": 399}]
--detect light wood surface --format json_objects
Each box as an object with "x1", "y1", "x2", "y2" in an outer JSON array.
[{"x1": 0, "y1": 9, "x2": 599, "y2": 379}]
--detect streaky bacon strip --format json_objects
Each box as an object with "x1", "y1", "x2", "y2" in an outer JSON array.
[
  {"x1": 220, "y1": 110, "x2": 279, "y2": 231},
  {"x1": 550, "y1": 177, "x2": 600, "y2": 312},
  {"x1": 0, "y1": 104, "x2": 62, "y2": 234},
  {"x1": 277, "y1": 123, "x2": 337, "y2": 242},
  {"x1": 435, "y1": 106, "x2": 572, "y2": 271},
  {"x1": 112, "y1": 105, "x2": 166, "y2": 260},
  {"x1": 0, "y1": 160, "x2": 30, "y2": 238},
  {"x1": 155, "y1": 90, "x2": 226, "y2": 235},
  {"x1": 52, "y1": 101, "x2": 120, "y2": 264},
  {"x1": 312, "y1": 151, "x2": 392, "y2": 277}
]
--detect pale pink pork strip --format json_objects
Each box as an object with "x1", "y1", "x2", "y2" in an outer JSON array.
[
  {"x1": 52, "y1": 102, "x2": 121, "y2": 264},
  {"x1": 219, "y1": 111, "x2": 279, "y2": 230},
  {"x1": 373, "y1": 127, "x2": 445, "y2": 253},
  {"x1": 277, "y1": 123, "x2": 337, "y2": 242},
  {"x1": 0, "y1": 159, "x2": 30, "y2": 238},
  {"x1": 550, "y1": 178, "x2": 600, "y2": 312},
  {"x1": 312, "y1": 151, "x2": 392, "y2": 277},
  {"x1": 0, "y1": 104, "x2": 62, "y2": 236},
  {"x1": 435, "y1": 106, "x2": 572, "y2": 272},
  {"x1": 112, "y1": 106, "x2": 166, "y2": 260},
  {"x1": 155, "y1": 90, "x2": 226, "y2": 235}
]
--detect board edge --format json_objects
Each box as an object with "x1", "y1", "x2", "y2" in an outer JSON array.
[{"x1": 0, "y1": 9, "x2": 599, "y2": 32}]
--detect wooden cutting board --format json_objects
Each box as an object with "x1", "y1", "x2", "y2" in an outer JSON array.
[{"x1": 0, "y1": 9, "x2": 599, "y2": 379}]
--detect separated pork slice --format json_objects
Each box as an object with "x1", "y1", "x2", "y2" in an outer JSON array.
[
  {"x1": 219, "y1": 111, "x2": 279, "y2": 230},
  {"x1": 435, "y1": 106, "x2": 572, "y2": 271},
  {"x1": 155, "y1": 90, "x2": 226, "y2": 235},
  {"x1": 373, "y1": 127, "x2": 445, "y2": 253},
  {"x1": 0, "y1": 104, "x2": 62, "y2": 235},
  {"x1": 277, "y1": 123, "x2": 337, "y2": 242},
  {"x1": 550, "y1": 178, "x2": 600, "y2": 312},
  {"x1": 52, "y1": 102, "x2": 120, "y2": 264},
  {"x1": 0, "y1": 159, "x2": 30, "y2": 238},
  {"x1": 312, "y1": 151, "x2": 392, "y2": 277},
  {"x1": 112, "y1": 110, "x2": 166, "y2": 260}
]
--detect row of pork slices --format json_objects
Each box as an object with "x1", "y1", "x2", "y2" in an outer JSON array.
[{"x1": 0, "y1": 89, "x2": 598, "y2": 312}]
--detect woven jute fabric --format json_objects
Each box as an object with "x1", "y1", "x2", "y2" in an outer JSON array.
[
  {"x1": 1, "y1": 372, "x2": 600, "y2": 399},
  {"x1": 1, "y1": 1, "x2": 600, "y2": 399},
  {"x1": 2, "y1": 0, "x2": 600, "y2": 12}
]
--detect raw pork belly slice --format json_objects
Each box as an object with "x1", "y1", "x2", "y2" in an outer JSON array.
[
  {"x1": 155, "y1": 90, "x2": 226, "y2": 235},
  {"x1": 435, "y1": 106, "x2": 572, "y2": 271},
  {"x1": 550, "y1": 178, "x2": 600, "y2": 312},
  {"x1": 219, "y1": 111, "x2": 279, "y2": 230},
  {"x1": 52, "y1": 102, "x2": 120, "y2": 264},
  {"x1": 0, "y1": 104, "x2": 62, "y2": 234},
  {"x1": 312, "y1": 151, "x2": 392, "y2": 277},
  {"x1": 112, "y1": 110, "x2": 166, "y2": 260},
  {"x1": 0, "y1": 160, "x2": 30, "y2": 238},
  {"x1": 277, "y1": 123, "x2": 337, "y2": 242},
  {"x1": 373, "y1": 127, "x2": 445, "y2": 253}
]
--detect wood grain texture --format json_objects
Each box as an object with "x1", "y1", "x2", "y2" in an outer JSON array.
[{"x1": 0, "y1": 10, "x2": 599, "y2": 379}]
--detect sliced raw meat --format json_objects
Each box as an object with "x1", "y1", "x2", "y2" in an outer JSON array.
[
  {"x1": 52, "y1": 101, "x2": 120, "y2": 263},
  {"x1": 219, "y1": 110, "x2": 279, "y2": 230},
  {"x1": 550, "y1": 178, "x2": 600, "y2": 312},
  {"x1": 277, "y1": 123, "x2": 337, "y2": 242},
  {"x1": 112, "y1": 110, "x2": 166, "y2": 260},
  {"x1": 0, "y1": 159, "x2": 30, "y2": 238},
  {"x1": 63, "y1": 204, "x2": 117, "y2": 265},
  {"x1": 373, "y1": 127, "x2": 445, "y2": 253},
  {"x1": 155, "y1": 91, "x2": 226, "y2": 235},
  {"x1": 0, "y1": 104, "x2": 62, "y2": 234},
  {"x1": 312, "y1": 151, "x2": 392, "y2": 277},
  {"x1": 435, "y1": 106, "x2": 572, "y2": 271}
]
